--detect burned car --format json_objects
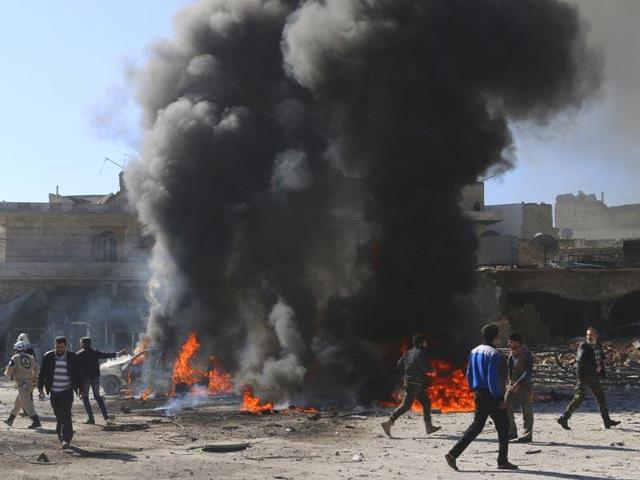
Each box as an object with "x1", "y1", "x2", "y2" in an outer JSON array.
[{"x1": 100, "y1": 348, "x2": 159, "y2": 395}]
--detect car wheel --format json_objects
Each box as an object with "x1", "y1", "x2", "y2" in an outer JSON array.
[{"x1": 101, "y1": 376, "x2": 122, "y2": 396}]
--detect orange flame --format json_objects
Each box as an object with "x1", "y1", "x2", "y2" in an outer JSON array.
[
  {"x1": 207, "y1": 356, "x2": 233, "y2": 395},
  {"x1": 426, "y1": 359, "x2": 474, "y2": 412},
  {"x1": 132, "y1": 335, "x2": 152, "y2": 366},
  {"x1": 169, "y1": 333, "x2": 233, "y2": 397},
  {"x1": 171, "y1": 332, "x2": 202, "y2": 390},
  {"x1": 241, "y1": 388, "x2": 274, "y2": 414},
  {"x1": 139, "y1": 387, "x2": 153, "y2": 401}
]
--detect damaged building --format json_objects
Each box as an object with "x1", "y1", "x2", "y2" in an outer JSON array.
[
  {"x1": 0, "y1": 174, "x2": 150, "y2": 361},
  {"x1": 469, "y1": 188, "x2": 640, "y2": 345}
]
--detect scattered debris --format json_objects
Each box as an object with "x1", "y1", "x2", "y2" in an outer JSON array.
[
  {"x1": 245, "y1": 454, "x2": 320, "y2": 461},
  {"x1": 103, "y1": 423, "x2": 150, "y2": 432},
  {"x1": 344, "y1": 415, "x2": 367, "y2": 420},
  {"x1": 525, "y1": 450, "x2": 542, "y2": 455},
  {"x1": 37, "y1": 452, "x2": 50, "y2": 463},
  {"x1": 307, "y1": 412, "x2": 321, "y2": 421},
  {"x1": 201, "y1": 442, "x2": 250, "y2": 453},
  {"x1": 351, "y1": 452, "x2": 365, "y2": 462}
]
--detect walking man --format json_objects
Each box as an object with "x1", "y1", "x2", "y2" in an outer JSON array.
[
  {"x1": 37, "y1": 336, "x2": 82, "y2": 449},
  {"x1": 505, "y1": 333, "x2": 534, "y2": 442},
  {"x1": 77, "y1": 337, "x2": 126, "y2": 424},
  {"x1": 4, "y1": 341, "x2": 41, "y2": 429},
  {"x1": 16, "y1": 333, "x2": 36, "y2": 417},
  {"x1": 557, "y1": 327, "x2": 621, "y2": 430},
  {"x1": 445, "y1": 324, "x2": 517, "y2": 471},
  {"x1": 381, "y1": 333, "x2": 441, "y2": 437}
]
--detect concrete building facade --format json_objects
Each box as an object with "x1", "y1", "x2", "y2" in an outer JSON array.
[
  {"x1": 485, "y1": 202, "x2": 557, "y2": 239},
  {"x1": 0, "y1": 178, "x2": 150, "y2": 361},
  {"x1": 555, "y1": 191, "x2": 640, "y2": 240}
]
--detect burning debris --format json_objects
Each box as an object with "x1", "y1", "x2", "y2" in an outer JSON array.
[{"x1": 125, "y1": 0, "x2": 601, "y2": 408}]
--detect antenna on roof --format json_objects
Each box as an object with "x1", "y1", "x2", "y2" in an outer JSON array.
[{"x1": 99, "y1": 157, "x2": 125, "y2": 175}]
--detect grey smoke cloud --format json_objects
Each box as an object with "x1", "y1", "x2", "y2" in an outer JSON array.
[{"x1": 126, "y1": 0, "x2": 601, "y2": 405}]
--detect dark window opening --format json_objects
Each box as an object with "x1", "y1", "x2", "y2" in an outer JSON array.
[
  {"x1": 609, "y1": 291, "x2": 640, "y2": 335},
  {"x1": 506, "y1": 292, "x2": 602, "y2": 341},
  {"x1": 94, "y1": 231, "x2": 118, "y2": 262},
  {"x1": 473, "y1": 201, "x2": 482, "y2": 212}
]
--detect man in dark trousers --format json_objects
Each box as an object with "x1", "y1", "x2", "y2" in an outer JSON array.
[
  {"x1": 445, "y1": 324, "x2": 517, "y2": 471},
  {"x1": 37, "y1": 336, "x2": 82, "y2": 449},
  {"x1": 557, "y1": 326, "x2": 621, "y2": 430},
  {"x1": 76, "y1": 337, "x2": 126, "y2": 424},
  {"x1": 381, "y1": 333, "x2": 441, "y2": 437},
  {"x1": 505, "y1": 333, "x2": 534, "y2": 442}
]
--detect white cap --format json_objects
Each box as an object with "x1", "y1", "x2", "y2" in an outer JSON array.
[{"x1": 17, "y1": 333, "x2": 29, "y2": 344}]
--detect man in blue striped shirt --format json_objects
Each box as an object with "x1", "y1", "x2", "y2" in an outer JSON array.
[
  {"x1": 445, "y1": 324, "x2": 516, "y2": 471},
  {"x1": 38, "y1": 337, "x2": 82, "y2": 449}
]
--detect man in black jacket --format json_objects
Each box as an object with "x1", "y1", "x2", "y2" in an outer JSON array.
[
  {"x1": 76, "y1": 337, "x2": 126, "y2": 424},
  {"x1": 557, "y1": 327, "x2": 621, "y2": 430},
  {"x1": 37, "y1": 336, "x2": 83, "y2": 449},
  {"x1": 381, "y1": 333, "x2": 441, "y2": 437}
]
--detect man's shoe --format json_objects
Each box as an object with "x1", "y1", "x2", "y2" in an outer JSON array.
[
  {"x1": 84, "y1": 418, "x2": 95, "y2": 425},
  {"x1": 4, "y1": 415, "x2": 15, "y2": 427},
  {"x1": 381, "y1": 419, "x2": 393, "y2": 437},
  {"x1": 445, "y1": 453, "x2": 459, "y2": 471},
  {"x1": 508, "y1": 432, "x2": 518, "y2": 440},
  {"x1": 28, "y1": 416, "x2": 41, "y2": 429},
  {"x1": 425, "y1": 422, "x2": 442, "y2": 434},
  {"x1": 515, "y1": 435, "x2": 532, "y2": 443},
  {"x1": 557, "y1": 416, "x2": 571, "y2": 430},
  {"x1": 498, "y1": 462, "x2": 518, "y2": 470},
  {"x1": 604, "y1": 418, "x2": 621, "y2": 429},
  {"x1": 61, "y1": 441, "x2": 71, "y2": 450}
]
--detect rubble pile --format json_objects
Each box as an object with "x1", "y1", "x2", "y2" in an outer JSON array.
[
  {"x1": 536, "y1": 339, "x2": 640, "y2": 369},
  {"x1": 532, "y1": 339, "x2": 640, "y2": 389}
]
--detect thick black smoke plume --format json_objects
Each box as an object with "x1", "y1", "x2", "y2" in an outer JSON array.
[{"x1": 126, "y1": 0, "x2": 600, "y2": 405}]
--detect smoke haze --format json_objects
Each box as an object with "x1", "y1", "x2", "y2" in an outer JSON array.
[{"x1": 126, "y1": 0, "x2": 601, "y2": 405}]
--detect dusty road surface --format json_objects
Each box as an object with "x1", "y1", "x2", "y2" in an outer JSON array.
[{"x1": 1, "y1": 379, "x2": 639, "y2": 480}]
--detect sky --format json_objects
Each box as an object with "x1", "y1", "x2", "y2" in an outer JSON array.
[{"x1": 0, "y1": 0, "x2": 638, "y2": 207}]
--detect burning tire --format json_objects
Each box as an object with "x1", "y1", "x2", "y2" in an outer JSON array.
[{"x1": 101, "y1": 375, "x2": 122, "y2": 396}]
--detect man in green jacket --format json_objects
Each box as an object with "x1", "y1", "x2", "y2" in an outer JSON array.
[{"x1": 558, "y1": 327, "x2": 621, "y2": 430}]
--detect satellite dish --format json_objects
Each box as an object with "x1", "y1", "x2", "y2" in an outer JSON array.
[
  {"x1": 530, "y1": 233, "x2": 559, "y2": 265},
  {"x1": 560, "y1": 228, "x2": 573, "y2": 240}
]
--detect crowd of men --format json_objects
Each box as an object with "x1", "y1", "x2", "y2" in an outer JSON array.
[
  {"x1": 382, "y1": 325, "x2": 621, "y2": 471},
  {"x1": 2, "y1": 325, "x2": 623, "y2": 466},
  {"x1": 3, "y1": 334, "x2": 125, "y2": 449}
]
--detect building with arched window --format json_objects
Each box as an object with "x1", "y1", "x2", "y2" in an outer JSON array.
[{"x1": 0, "y1": 175, "x2": 151, "y2": 360}]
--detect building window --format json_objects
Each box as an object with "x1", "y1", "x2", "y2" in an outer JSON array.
[
  {"x1": 94, "y1": 231, "x2": 118, "y2": 262},
  {"x1": 473, "y1": 201, "x2": 482, "y2": 212}
]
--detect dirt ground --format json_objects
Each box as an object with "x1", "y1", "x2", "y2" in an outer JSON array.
[{"x1": 1, "y1": 379, "x2": 639, "y2": 480}]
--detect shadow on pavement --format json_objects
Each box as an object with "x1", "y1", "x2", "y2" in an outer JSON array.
[{"x1": 67, "y1": 446, "x2": 138, "y2": 462}]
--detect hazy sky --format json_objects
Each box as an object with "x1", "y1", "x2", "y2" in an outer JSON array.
[{"x1": 0, "y1": 0, "x2": 638, "y2": 207}]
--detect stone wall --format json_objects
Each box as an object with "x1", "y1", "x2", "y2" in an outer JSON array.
[
  {"x1": 0, "y1": 211, "x2": 148, "y2": 263},
  {"x1": 521, "y1": 203, "x2": 557, "y2": 239},
  {"x1": 555, "y1": 192, "x2": 640, "y2": 240},
  {"x1": 0, "y1": 224, "x2": 5, "y2": 262},
  {"x1": 485, "y1": 202, "x2": 556, "y2": 239}
]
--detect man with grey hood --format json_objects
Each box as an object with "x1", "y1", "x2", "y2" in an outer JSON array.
[{"x1": 505, "y1": 333, "x2": 534, "y2": 442}]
